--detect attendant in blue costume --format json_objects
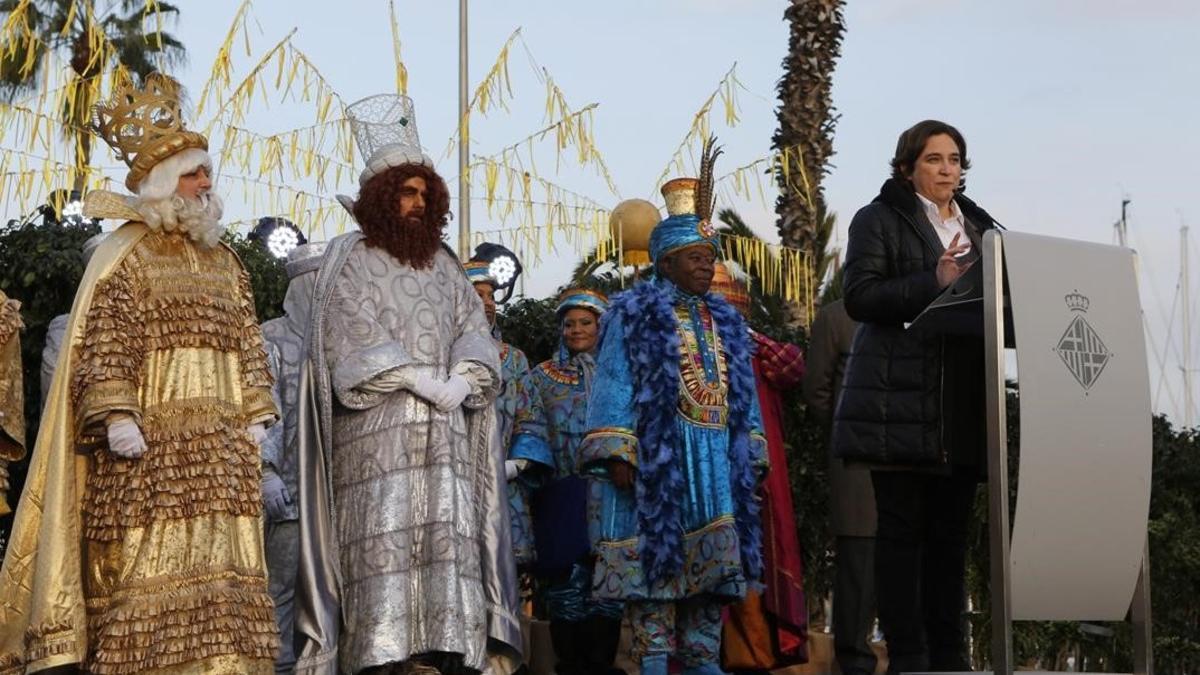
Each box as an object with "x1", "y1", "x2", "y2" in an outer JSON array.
[
  {"x1": 580, "y1": 142, "x2": 768, "y2": 675},
  {"x1": 510, "y1": 289, "x2": 624, "y2": 675},
  {"x1": 464, "y1": 260, "x2": 536, "y2": 572}
]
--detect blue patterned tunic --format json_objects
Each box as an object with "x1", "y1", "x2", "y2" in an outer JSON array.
[
  {"x1": 510, "y1": 346, "x2": 624, "y2": 620},
  {"x1": 496, "y1": 343, "x2": 534, "y2": 565},
  {"x1": 580, "y1": 280, "x2": 767, "y2": 602}
]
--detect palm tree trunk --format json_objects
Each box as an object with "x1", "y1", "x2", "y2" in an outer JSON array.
[{"x1": 773, "y1": 0, "x2": 845, "y2": 326}]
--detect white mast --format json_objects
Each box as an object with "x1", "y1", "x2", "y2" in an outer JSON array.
[{"x1": 1182, "y1": 223, "x2": 1193, "y2": 428}]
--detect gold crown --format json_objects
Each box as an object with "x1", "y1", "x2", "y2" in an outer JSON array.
[{"x1": 92, "y1": 73, "x2": 208, "y2": 191}]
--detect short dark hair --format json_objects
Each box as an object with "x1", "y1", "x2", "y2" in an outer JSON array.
[{"x1": 889, "y1": 119, "x2": 971, "y2": 182}]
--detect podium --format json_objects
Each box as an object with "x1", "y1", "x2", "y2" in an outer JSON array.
[{"x1": 910, "y1": 230, "x2": 1154, "y2": 675}]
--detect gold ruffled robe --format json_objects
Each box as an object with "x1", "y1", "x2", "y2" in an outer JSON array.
[
  {"x1": 0, "y1": 290, "x2": 24, "y2": 516},
  {"x1": 0, "y1": 213, "x2": 280, "y2": 674}
]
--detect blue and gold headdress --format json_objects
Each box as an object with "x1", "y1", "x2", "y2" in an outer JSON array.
[
  {"x1": 556, "y1": 288, "x2": 609, "y2": 317},
  {"x1": 464, "y1": 261, "x2": 494, "y2": 285},
  {"x1": 649, "y1": 137, "x2": 723, "y2": 263}
]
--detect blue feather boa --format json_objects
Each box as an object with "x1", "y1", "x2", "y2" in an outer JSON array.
[{"x1": 604, "y1": 280, "x2": 763, "y2": 585}]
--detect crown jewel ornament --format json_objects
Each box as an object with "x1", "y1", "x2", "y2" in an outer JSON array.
[{"x1": 92, "y1": 73, "x2": 208, "y2": 191}]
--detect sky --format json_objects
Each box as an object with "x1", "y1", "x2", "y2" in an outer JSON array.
[{"x1": 18, "y1": 0, "x2": 1200, "y2": 423}]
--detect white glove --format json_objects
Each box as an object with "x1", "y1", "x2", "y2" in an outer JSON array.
[
  {"x1": 408, "y1": 373, "x2": 448, "y2": 405},
  {"x1": 262, "y1": 470, "x2": 291, "y2": 520},
  {"x1": 504, "y1": 459, "x2": 530, "y2": 481},
  {"x1": 107, "y1": 418, "x2": 148, "y2": 459},
  {"x1": 453, "y1": 361, "x2": 494, "y2": 392},
  {"x1": 248, "y1": 423, "x2": 267, "y2": 447},
  {"x1": 434, "y1": 374, "x2": 472, "y2": 412}
]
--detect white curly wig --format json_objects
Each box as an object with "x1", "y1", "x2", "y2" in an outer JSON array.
[{"x1": 132, "y1": 147, "x2": 225, "y2": 248}]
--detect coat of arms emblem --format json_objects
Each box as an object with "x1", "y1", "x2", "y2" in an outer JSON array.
[{"x1": 1054, "y1": 290, "x2": 1112, "y2": 391}]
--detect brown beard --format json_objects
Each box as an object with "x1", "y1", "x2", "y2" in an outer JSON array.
[
  {"x1": 359, "y1": 211, "x2": 445, "y2": 269},
  {"x1": 352, "y1": 164, "x2": 452, "y2": 269}
]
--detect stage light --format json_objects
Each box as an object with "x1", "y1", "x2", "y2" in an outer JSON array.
[
  {"x1": 250, "y1": 217, "x2": 306, "y2": 259},
  {"x1": 470, "y1": 242, "x2": 523, "y2": 304}
]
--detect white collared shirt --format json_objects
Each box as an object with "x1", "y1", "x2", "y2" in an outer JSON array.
[{"x1": 916, "y1": 192, "x2": 972, "y2": 254}]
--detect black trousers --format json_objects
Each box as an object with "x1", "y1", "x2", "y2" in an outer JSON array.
[
  {"x1": 833, "y1": 536, "x2": 877, "y2": 675},
  {"x1": 871, "y1": 470, "x2": 977, "y2": 674}
]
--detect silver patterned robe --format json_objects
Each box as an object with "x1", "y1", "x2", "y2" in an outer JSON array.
[
  {"x1": 294, "y1": 232, "x2": 505, "y2": 674},
  {"x1": 262, "y1": 264, "x2": 319, "y2": 673}
]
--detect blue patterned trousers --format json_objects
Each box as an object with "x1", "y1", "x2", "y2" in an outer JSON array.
[{"x1": 627, "y1": 595, "x2": 724, "y2": 674}]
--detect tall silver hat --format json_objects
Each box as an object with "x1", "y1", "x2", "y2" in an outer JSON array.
[{"x1": 346, "y1": 93, "x2": 433, "y2": 187}]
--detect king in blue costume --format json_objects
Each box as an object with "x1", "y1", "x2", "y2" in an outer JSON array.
[
  {"x1": 510, "y1": 289, "x2": 624, "y2": 675},
  {"x1": 580, "y1": 162, "x2": 768, "y2": 675}
]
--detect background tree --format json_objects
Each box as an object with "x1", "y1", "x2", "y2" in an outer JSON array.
[
  {"x1": 773, "y1": 0, "x2": 845, "y2": 324},
  {"x1": 0, "y1": 0, "x2": 186, "y2": 192}
]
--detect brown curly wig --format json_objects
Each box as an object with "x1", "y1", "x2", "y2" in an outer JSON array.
[{"x1": 352, "y1": 163, "x2": 451, "y2": 269}]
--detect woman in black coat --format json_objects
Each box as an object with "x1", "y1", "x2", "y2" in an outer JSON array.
[{"x1": 833, "y1": 120, "x2": 998, "y2": 674}]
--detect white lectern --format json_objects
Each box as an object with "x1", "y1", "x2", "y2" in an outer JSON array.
[{"x1": 982, "y1": 230, "x2": 1153, "y2": 675}]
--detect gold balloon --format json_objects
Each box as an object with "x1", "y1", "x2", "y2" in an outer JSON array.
[{"x1": 609, "y1": 198, "x2": 661, "y2": 266}]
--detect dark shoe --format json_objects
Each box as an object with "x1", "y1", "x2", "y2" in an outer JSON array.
[
  {"x1": 550, "y1": 620, "x2": 584, "y2": 675},
  {"x1": 579, "y1": 616, "x2": 622, "y2": 675}
]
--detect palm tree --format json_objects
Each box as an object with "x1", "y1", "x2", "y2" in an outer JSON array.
[
  {"x1": 0, "y1": 0, "x2": 186, "y2": 192},
  {"x1": 772, "y1": 0, "x2": 845, "y2": 324}
]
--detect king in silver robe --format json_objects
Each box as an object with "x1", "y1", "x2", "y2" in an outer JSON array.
[{"x1": 294, "y1": 94, "x2": 513, "y2": 675}]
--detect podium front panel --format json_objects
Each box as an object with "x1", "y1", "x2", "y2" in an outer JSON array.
[{"x1": 1003, "y1": 231, "x2": 1152, "y2": 621}]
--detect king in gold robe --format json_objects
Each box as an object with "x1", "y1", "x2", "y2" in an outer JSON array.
[
  {"x1": 0, "y1": 212, "x2": 282, "y2": 674},
  {"x1": 0, "y1": 73, "x2": 279, "y2": 674}
]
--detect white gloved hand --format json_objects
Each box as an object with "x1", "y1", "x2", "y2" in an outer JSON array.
[
  {"x1": 453, "y1": 361, "x2": 494, "y2": 392},
  {"x1": 504, "y1": 459, "x2": 531, "y2": 481},
  {"x1": 107, "y1": 418, "x2": 148, "y2": 459},
  {"x1": 434, "y1": 374, "x2": 472, "y2": 412},
  {"x1": 408, "y1": 373, "x2": 448, "y2": 405},
  {"x1": 248, "y1": 423, "x2": 267, "y2": 447},
  {"x1": 262, "y1": 469, "x2": 291, "y2": 520}
]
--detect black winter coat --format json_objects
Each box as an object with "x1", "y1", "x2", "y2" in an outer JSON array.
[{"x1": 832, "y1": 178, "x2": 997, "y2": 471}]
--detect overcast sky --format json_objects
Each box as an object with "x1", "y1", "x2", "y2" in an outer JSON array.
[{"x1": 103, "y1": 0, "x2": 1200, "y2": 424}]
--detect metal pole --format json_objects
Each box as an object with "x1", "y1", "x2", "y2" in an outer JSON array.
[
  {"x1": 983, "y1": 230, "x2": 1013, "y2": 675},
  {"x1": 457, "y1": 0, "x2": 470, "y2": 258},
  {"x1": 1182, "y1": 224, "x2": 1192, "y2": 428},
  {"x1": 1131, "y1": 539, "x2": 1155, "y2": 675},
  {"x1": 1117, "y1": 197, "x2": 1131, "y2": 248}
]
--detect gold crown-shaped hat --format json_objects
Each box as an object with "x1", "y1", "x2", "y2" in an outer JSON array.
[{"x1": 92, "y1": 73, "x2": 208, "y2": 192}]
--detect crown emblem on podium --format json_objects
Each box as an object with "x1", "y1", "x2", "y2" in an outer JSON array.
[
  {"x1": 1065, "y1": 290, "x2": 1090, "y2": 312},
  {"x1": 1055, "y1": 288, "x2": 1110, "y2": 391},
  {"x1": 92, "y1": 73, "x2": 208, "y2": 191}
]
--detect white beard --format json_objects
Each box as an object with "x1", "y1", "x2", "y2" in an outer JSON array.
[{"x1": 133, "y1": 193, "x2": 225, "y2": 248}]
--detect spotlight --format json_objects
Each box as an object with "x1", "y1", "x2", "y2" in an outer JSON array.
[
  {"x1": 470, "y1": 242, "x2": 522, "y2": 305},
  {"x1": 250, "y1": 217, "x2": 306, "y2": 259}
]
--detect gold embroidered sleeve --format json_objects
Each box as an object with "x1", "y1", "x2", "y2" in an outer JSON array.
[
  {"x1": 0, "y1": 295, "x2": 25, "y2": 464},
  {"x1": 237, "y1": 266, "x2": 277, "y2": 426},
  {"x1": 71, "y1": 261, "x2": 144, "y2": 443}
]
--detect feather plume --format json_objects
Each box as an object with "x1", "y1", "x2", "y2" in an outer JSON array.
[{"x1": 696, "y1": 136, "x2": 724, "y2": 223}]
